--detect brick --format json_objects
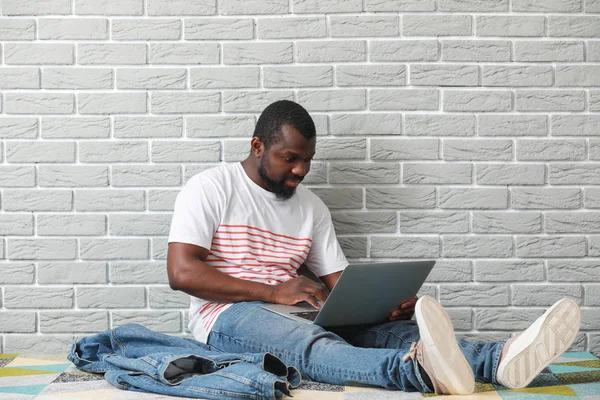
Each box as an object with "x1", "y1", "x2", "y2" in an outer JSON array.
[
  {"x1": 110, "y1": 214, "x2": 172, "y2": 236},
  {"x1": 152, "y1": 141, "x2": 220, "y2": 163},
  {"x1": 112, "y1": 165, "x2": 181, "y2": 187},
  {"x1": 0, "y1": 118, "x2": 38, "y2": 139},
  {"x1": 315, "y1": 138, "x2": 365, "y2": 160},
  {"x1": 331, "y1": 114, "x2": 401, "y2": 136},
  {"x1": 516, "y1": 236, "x2": 586, "y2": 257},
  {"x1": 224, "y1": 91, "x2": 293, "y2": 113},
  {"x1": 475, "y1": 261, "x2": 545, "y2": 282},
  {"x1": 366, "y1": 187, "x2": 435, "y2": 209},
  {"x1": 546, "y1": 212, "x2": 600, "y2": 233},
  {"x1": 515, "y1": 41, "x2": 584, "y2": 62},
  {"x1": 440, "y1": 284, "x2": 509, "y2": 306},
  {"x1": 310, "y1": 188, "x2": 363, "y2": 210},
  {"x1": 292, "y1": 0, "x2": 362, "y2": 13},
  {"x1": 148, "y1": 190, "x2": 180, "y2": 212},
  {"x1": 0, "y1": 19, "x2": 36, "y2": 40},
  {"x1": 4, "y1": 190, "x2": 72, "y2": 211},
  {"x1": 78, "y1": 44, "x2": 146, "y2": 65},
  {"x1": 112, "y1": 19, "x2": 181, "y2": 40},
  {"x1": 4, "y1": 0, "x2": 71, "y2": 15},
  {"x1": 152, "y1": 92, "x2": 220, "y2": 114},
  {"x1": 330, "y1": 16, "x2": 399, "y2": 37},
  {"x1": 111, "y1": 261, "x2": 168, "y2": 284},
  {"x1": 550, "y1": 164, "x2": 600, "y2": 184},
  {"x1": 479, "y1": 115, "x2": 547, "y2": 137},
  {"x1": 549, "y1": 16, "x2": 600, "y2": 37},
  {"x1": 443, "y1": 139, "x2": 512, "y2": 161},
  {"x1": 370, "y1": 138, "x2": 438, "y2": 161},
  {"x1": 586, "y1": 188, "x2": 600, "y2": 208},
  {"x1": 400, "y1": 212, "x2": 469, "y2": 233},
  {"x1": 473, "y1": 212, "x2": 542, "y2": 234},
  {"x1": 337, "y1": 237, "x2": 367, "y2": 259},
  {"x1": 592, "y1": 236, "x2": 600, "y2": 256},
  {"x1": 438, "y1": 0, "x2": 507, "y2": 11},
  {"x1": 0, "y1": 312, "x2": 36, "y2": 333},
  {"x1": 147, "y1": 0, "x2": 215, "y2": 15},
  {"x1": 297, "y1": 40, "x2": 366, "y2": 63},
  {"x1": 338, "y1": 65, "x2": 405, "y2": 87},
  {"x1": 9, "y1": 239, "x2": 77, "y2": 260},
  {"x1": 590, "y1": 41, "x2": 600, "y2": 61},
  {"x1": 5, "y1": 288, "x2": 73, "y2": 308},
  {"x1": 75, "y1": 0, "x2": 143, "y2": 15},
  {"x1": 79, "y1": 93, "x2": 146, "y2": 114},
  {"x1": 0, "y1": 263, "x2": 35, "y2": 284},
  {"x1": 0, "y1": 167, "x2": 35, "y2": 187},
  {"x1": 41, "y1": 312, "x2": 108, "y2": 333},
  {"x1": 186, "y1": 18, "x2": 253, "y2": 40},
  {"x1": 112, "y1": 311, "x2": 181, "y2": 332},
  {"x1": 483, "y1": 66, "x2": 553, "y2": 87},
  {"x1": 5, "y1": 336, "x2": 72, "y2": 353},
  {"x1": 192, "y1": 67, "x2": 259, "y2": 89},
  {"x1": 37, "y1": 214, "x2": 106, "y2": 236},
  {"x1": 80, "y1": 239, "x2": 149, "y2": 260},
  {"x1": 442, "y1": 236, "x2": 513, "y2": 258},
  {"x1": 5, "y1": 43, "x2": 73, "y2": 65},
  {"x1": 410, "y1": 64, "x2": 478, "y2": 87},
  {"x1": 5, "y1": 93, "x2": 74, "y2": 114},
  {"x1": 331, "y1": 212, "x2": 396, "y2": 234},
  {"x1": 258, "y1": 17, "x2": 325, "y2": 39},
  {"x1": 512, "y1": 285, "x2": 582, "y2": 306},
  {"x1": 39, "y1": 166, "x2": 108, "y2": 187},
  {"x1": 427, "y1": 260, "x2": 472, "y2": 282},
  {"x1": 444, "y1": 90, "x2": 511, "y2": 112},
  {"x1": 476, "y1": 308, "x2": 542, "y2": 330},
  {"x1": 404, "y1": 163, "x2": 472, "y2": 184},
  {"x1": 584, "y1": 285, "x2": 600, "y2": 306},
  {"x1": 517, "y1": 139, "x2": 585, "y2": 161},
  {"x1": 442, "y1": 40, "x2": 511, "y2": 62},
  {"x1": 149, "y1": 287, "x2": 189, "y2": 308},
  {"x1": 150, "y1": 43, "x2": 218, "y2": 65},
  {"x1": 370, "y1": 237, "x2": 440, "y2": 258},
  {"x1": 79, "y1": 141, "x2": 147, "y2": 163},
  {"x1": 556, "y1": 65, "x2": 600, "y2": 87},
  {"x1": 38, "y1": 262, "x2": 107, "y2": 284},
  {"x1": 152, "y1": 238, "x2": 169, "y2": 260},
  {"x1": 403, "y1": 15, "x2": 471, "y2": 36},
  {"x1": 476, "y1": 164, "x2": 545, "y2": 185},
  {"x1": 476, "y1": 16, "x2": 545, "y2": 37},
  {"x1": 262, "y1": 66, "x2": 331, "y2": 89},
  {"x1": 587, "y1": 0, "x2": 600, "y2": 11},
  {"x1": 370, "y1": 40, "x2": 438, "y2": 62},
  {"x1": 513, "y1": 0, "x2": 581, "y2": 11},
  {"x1": 371, "y1": 89, "x2": 438, "y2": 111},
  {"x1": 552, "y1": 116, "x2": 600, "y2": 137},
  {"x1": 511, "y1": 188, "x2": 581, "y2": 209},
  {"x1": 117, "y1": 68, "x2": 186, "y2": 90},
  {"x1": 114, "y1": 117, "x2": 182, "y2": 139},
  {"x1": 439, "y1": 188, "x2": 508, "y2": 209},
  {"x1": 220, "y1": 0, "x2": 289, "y2": 14},
  {"x1": 43, "y1": 68, "x2": 112, "y2": 90},
  {"x1": 0, "y1": 68, "x2": 39, "y2": 89},
  {"x1": 6, "y1": 142, "x2": 75, "y2": 163},
  {"x1": 405, "y1": 114, "x2": 475, "y2": 137},
  {"x1": 365, "y1": 0, "x2": 434, "y2": 10},
  {"x1": 330, "y1": 163, "x2": 399, "y2": 184},
  {"x1": 517, "y1": 90, "x2": 585, "y2": 112},
  {"x1": 592, "y1": 90, "x2": 600, "y2": 111},
  {"x1": 187, "y1": 116, "x2": 254, "y2": 138},
  {"x1": 225, "y1": 42, "x2": 293, "y2": 64},
  {"x1": 39, "y1": 18, "x2": 107, "y2": 40},
  {"x1": 223, "y1": 139, "x2": 251, "y2": 162},
  {"x1": 75, "y1": 190, "x2": 144, "y2": 212},
  {"x1": 78, "y1": 287, "x2": 145, "y2": 308}
]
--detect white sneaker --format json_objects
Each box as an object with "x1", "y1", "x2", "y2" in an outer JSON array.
[
  {"x1": 496, "y1": 298, "x2": 581, "y2": 389},
  {"x1": 405, "y1": 296, "x2": 475, "y2": 395}
]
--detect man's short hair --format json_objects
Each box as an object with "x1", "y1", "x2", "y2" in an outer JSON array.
[{"x1": 253, "y1": 100, "x2": 316, "y2": 149}]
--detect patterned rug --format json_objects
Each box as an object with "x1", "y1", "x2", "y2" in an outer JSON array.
[{"x1": 0, "y1": 352, "x2": 599, "y2": 399}]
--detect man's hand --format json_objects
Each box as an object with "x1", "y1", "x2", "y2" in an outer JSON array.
[
  {"x1": 389, "y1": 296, "x2": 418, "y2": 321},
  {"x1": 268, "y1": 276, "x2": 329, "y2": 309}
]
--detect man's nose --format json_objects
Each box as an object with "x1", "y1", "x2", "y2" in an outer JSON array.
[{"x1": 292, "y1": 161, "x2": 310, "y2": 177}]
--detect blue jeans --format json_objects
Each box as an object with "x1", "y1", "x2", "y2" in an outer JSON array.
[{"x1": 207, "y1": 302, "x2": 506, "y2": 393}]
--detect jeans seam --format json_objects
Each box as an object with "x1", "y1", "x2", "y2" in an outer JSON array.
[
  {"x1": 491, "y1": 341, "x2": 506, "y2": 385},
  {"x1": 411, "y1": 357, "x2": 433, "y2": 393}
]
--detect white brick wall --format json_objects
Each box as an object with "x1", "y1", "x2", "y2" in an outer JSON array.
[{"x1": 0, "y1": 0, "x2": 599, "y2": 354}]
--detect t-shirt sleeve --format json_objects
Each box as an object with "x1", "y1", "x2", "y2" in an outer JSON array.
[
  {"x1": 168, "y1": 175, "x2": 223, "y2": 250},
  {"x1": 304, "y1": 199, "x2": 349, "y2": 277}
]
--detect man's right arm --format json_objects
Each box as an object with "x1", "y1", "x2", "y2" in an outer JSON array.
[{"x1": 167, "y1": 242, "x2": 329, "y2": 308}]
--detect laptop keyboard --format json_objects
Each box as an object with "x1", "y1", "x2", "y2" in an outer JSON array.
[{"x1": 290, "y1": 311, "x2": 319, "y2": 321}]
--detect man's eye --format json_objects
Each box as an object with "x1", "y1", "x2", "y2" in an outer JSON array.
[{"x1": 283, "y1": 157, "x2": 293, "y2": 162}]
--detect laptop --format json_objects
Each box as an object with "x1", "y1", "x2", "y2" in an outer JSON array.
[{"x1": 261, "y1": 260, "x2": 435, "y2": 327}]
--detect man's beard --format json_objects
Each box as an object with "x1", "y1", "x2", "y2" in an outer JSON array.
[{"x1": 258, "y1": 158, "x2": 302, "y2": 200}]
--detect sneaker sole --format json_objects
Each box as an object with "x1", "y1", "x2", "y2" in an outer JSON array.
[
  {"x1": 498, "y1": 298, "x2": 581, "y2": 389},
  {"x1": 415, "y1": 296, "x2": 475, "y2": 395}
]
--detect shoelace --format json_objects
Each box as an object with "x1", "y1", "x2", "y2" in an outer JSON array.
[{"x1": 402, "y1": 341, "x2": 418, "y2": 362}]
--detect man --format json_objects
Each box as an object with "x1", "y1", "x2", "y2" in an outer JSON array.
[{"x1": 167, "y1": 100, "x2": 581, "y2": 395}]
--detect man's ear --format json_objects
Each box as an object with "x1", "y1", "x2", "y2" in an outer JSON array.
[{"x1": 250, "y1": 137, "x2": 264, "y2": 158}]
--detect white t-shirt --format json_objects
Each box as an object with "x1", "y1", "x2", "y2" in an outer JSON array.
[{"x1": 168, "y1": 162, "x2": 349, "y2": 343}]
